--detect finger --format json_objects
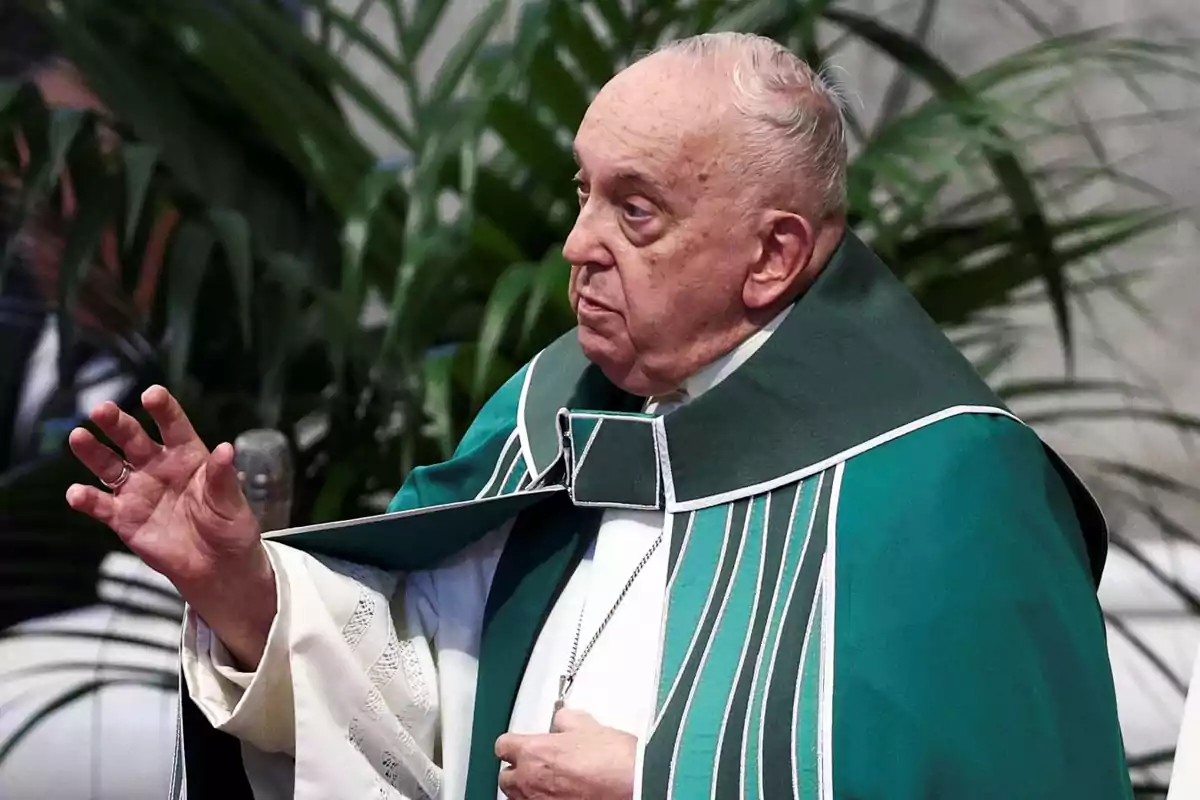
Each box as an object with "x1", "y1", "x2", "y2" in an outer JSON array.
[
  {"x1": 204, "y1": 442, "x2": 249, "y2": 521},
  {"x1": 66, "y1": 483, "x2": 116, "y2": 525},
  {"x1": 495, "y1": 732, "x2": 535, "y2": 764},
  {"x1": 551, "y1": 708, "x2": 600, "y2": 733},
  {"x1": 89, "y1": 401, "x2": 162, "y2": 467},
  {"x1": 68, "y1": 428, "x2": 128, "y2": 486},
  {"x1": 141, "y1": 385, "x2": 200, "y2": 448},
  {"x1": 497, "y1": 765, "x2": 524, "y2": 799}
]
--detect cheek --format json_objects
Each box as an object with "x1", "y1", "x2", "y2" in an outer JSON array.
[{"x1": 568, "y1": 265, "x2": 581, "y2": 308}]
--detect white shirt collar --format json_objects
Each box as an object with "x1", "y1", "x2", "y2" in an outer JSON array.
[
  {"x1": 646, "y1": 304, "x2": 793, "y2": 412},
  {"x1": 683, "y1": 304, "x2": 793, "y2": 400}
]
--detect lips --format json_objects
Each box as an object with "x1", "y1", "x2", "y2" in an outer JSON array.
[{"x1": 576, "y1": 294, "x2": 616, "y2": 316}]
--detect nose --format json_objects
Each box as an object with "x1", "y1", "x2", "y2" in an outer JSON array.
[{"x1": 562, "y1": 205, "x2": 615, "y2": 270}]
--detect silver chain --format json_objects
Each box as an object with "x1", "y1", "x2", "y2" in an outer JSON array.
[{"x1": 555, "y1": 530, "x2": 665, "y2": 713}]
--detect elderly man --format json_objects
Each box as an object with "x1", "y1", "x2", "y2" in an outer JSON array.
[{"x1": 67, "y1": 33, "x2": 1130, "y2": 800}]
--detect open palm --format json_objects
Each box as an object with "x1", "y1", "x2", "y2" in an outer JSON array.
[{"x1": 66, "y1": 385, "x2": 260, "y2": 588}]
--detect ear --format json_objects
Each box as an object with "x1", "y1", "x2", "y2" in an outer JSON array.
[{"x1": 742, "y1": 211, "x2": 815, "y2": 311}]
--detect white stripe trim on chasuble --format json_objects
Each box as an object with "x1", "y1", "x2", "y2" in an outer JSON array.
[
  {"x1": 474, "y1": 427, "x2": 521, "y2": 500},
  {"x1": 517, "y1": 350, "x2": 560, "y2": 487},
  {"x1": 755, "y1": 475, "x2": 821, "y2": 800},
  {"x1": 569, "y1": 414, "x2": 661, "y2": 511},
  {"x1": 660, "y1": 405, "x2": 1019, "y2": 513},
  {"x1": 666, "y1": 505, "x2": 751, "y2": 800},
  {"x1": 650, "y1": 511, "x2": 697, "y2": 706},
  {"x1": 571, "y1": 417, "x2": 605, "y2": 482},
  {"x1": 792, "y1": 566, "x2": 825, "y2": 800},
  {"x1": 711, "y1": 495, "x2": 772, "y2": 800},
  {"x1": 650, "y1": 507, "x2": 733, "y2": 734},
  {"x1": 818, "y1": 462, "x2": 844, "y2": 800},
  {"x1": 495, "y1": 436, "x2": 524, "y2": 496},
  {"x1": 637, "y1": 509, "x2": 689, "y2": 800}
]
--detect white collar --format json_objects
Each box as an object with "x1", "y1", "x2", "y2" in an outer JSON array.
[
  {"x1": 646, "y1": 304, "x2": 793, "y2": 412},
  {"x1": 683, "y1": 304, "x2": 793, "y2": 400}
]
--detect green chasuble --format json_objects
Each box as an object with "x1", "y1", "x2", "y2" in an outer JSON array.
[{"x1": 174, "y1": 232, "x2": 1131, "y2": 799}]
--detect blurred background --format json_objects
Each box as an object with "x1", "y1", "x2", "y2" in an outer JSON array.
[{"x1": 0, "y1": 0, "x2": 1196, "y2": 797}]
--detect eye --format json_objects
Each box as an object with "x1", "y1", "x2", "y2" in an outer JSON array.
[
  {"x1": 622, "y1": 200, "x2": 653, "y2": 221},
  {"x1": 574, "y1": 177, "x2": 590, "y2": 206}
]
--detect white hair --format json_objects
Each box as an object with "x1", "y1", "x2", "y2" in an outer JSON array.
[{"x1": 649, "y1": 33, "x2": 849, "y2": 217}]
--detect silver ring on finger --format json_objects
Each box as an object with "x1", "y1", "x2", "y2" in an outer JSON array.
[{"x1": 101, "y1": 460, "x2": 133, "y2": 491}]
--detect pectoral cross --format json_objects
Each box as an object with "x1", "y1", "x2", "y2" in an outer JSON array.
[{"x1": 552, "y1": 673, "x2": 574, "y2": 728}]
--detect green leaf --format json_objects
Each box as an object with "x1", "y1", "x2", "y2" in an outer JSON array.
[
  {"x1": 338, "y1": 162, "x2": 405, "y2": 380},
  {"x1": 486, "y1": 95, "x2": 576, "y2": 189},
  {"x1": 519, "y1": 250, "x2": 570, "y2": 348},
  {"x1": 56, "y1": 122, "x2": 117, "y2": 380},
  {"x1": 592, "y1": 0, "x2": 631, "y2": 43},
  {"x1": 427, "y1": 0, "x2": 507, "y2": 107},
  {"x1": 404, "y1": 0, "x2": 454, "y2": 61},
  {"x1": 826, "y1": 9, "x2": 1076, "y2": 367},
  {"x1": 913, "y1": 208, "x2": 1177, "y2": 326},
  {"x1": 21, "y1": 108, "x2": 86, "y2": 219},
  {"x1": 311, "y1": 461, "x2": 359, "y2": 523},
  {"x1": 165, "y1": 219, "x2": 217, "y2": 390},
  {"x1": 121, "y1": 142, "x2": 159, "y2": 249},
  {"x1": 528, "y1": 43, "x2": 591, "y2": 132},
  {"x1": 474, "y1": 261, "x2": 535, "y2": 399},
  {"x1": 322, "y1": 5, "x2": 416, "y2": 95},
  {"x1": 712, "y1": 0, "x2": 792, "y2": 33},
  {"x1": 208, "y1": 208, "x2": 254, "y2": 346},
  {"x1": 547, "y1": 2, "x2": 615, "y2": 88},
  {"x1": 421, "y1": 346, "x2": 458, "y2": 459}
]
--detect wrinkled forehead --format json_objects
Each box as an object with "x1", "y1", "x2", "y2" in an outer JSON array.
[{"x1": 573, "y1": 56, "x2": 736, "y2": 189}]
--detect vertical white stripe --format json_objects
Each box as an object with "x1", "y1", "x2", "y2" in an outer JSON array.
[
  {"x1": 649, "y1": 511, "x2": 695, "y2": 717},
  {"x1": 652, "y1": 417, "x2": 676, "y2": 508},
  {"x1": 740, "y1": 489, "x2": 788, "y2": 796},
  {"x1": 818, "y1": 463, "x2": 844, "y2": 800},
  {"x1": 759, "y1": 474, "x2": 822, "y2": 800},
  {"x1": 650, "y1": 509, "x2": 730, "y2": 734},
  {"x1": 712, "y1": 495, "x2": 770, "y2": 800},
  {"x1": 666, "y1": 506, "x2": 749, "y2": 800},
  {"x1": 515, "y1": 350, "x2": 540, "y2": 463},
  {"x1": 791, "y1": 566, "x2": 825, "y2": 800}
]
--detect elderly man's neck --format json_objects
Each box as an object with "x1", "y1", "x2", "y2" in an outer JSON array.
[{"x1": 631, "y1": 219, "x2": 845, "y2": 398}]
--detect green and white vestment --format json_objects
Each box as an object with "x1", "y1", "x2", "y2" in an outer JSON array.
[{"x1": 176, "y1": 232, "x2": 1130, "y2": 800}]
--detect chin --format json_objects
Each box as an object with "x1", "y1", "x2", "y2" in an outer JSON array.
[
  {"x1": 577, "y1": 329, "x2": 667, "y2": 396},
  {"x1": 577, "y1": 329, "x2": 636, "y2": 389}
]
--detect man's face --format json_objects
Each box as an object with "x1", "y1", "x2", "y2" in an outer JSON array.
[{"x1": 564, "y1": 55, "x2": 761, "y2": 396}]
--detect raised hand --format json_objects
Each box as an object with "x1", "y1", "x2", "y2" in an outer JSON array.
[{"x1": 66, "y1": 385, "x2": 276, "y2": 668}]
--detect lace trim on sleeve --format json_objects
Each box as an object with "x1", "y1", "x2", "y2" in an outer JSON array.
[{"x1": 338, "y1": 575, "x2": 439, "y2": 799}]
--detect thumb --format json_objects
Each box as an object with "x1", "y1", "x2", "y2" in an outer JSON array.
[
  {"x1": 203, "y1": 442, "x2": 250, "y2": 521},
  {"x1": 551, "y1": 708, "x2": 601, "y2": 733}
]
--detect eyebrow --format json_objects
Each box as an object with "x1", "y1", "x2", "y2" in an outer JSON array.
[{"x1": 573, "y1": 146, "x2": 665, "y2": 190}]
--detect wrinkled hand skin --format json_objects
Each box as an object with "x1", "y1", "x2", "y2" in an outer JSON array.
[
  {"x1": 495, "y1": 709, "x2": 637, "y2": 800},
  {"x1": 65, "y1": 384, "x2": 275, "y2": 668}
]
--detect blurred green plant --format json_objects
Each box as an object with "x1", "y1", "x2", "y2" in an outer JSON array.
[{"x1": 0, "y1": 0, "x2": 1197, "y2": 793}]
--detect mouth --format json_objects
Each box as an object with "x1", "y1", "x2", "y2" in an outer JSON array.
[{"x1": 576, "y1": 294, "x2": 616, "y2": 317}]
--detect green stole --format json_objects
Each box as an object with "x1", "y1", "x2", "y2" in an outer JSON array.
[{"x1": 178, "y1": 231, "x2": 1126, "y2": 799}]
